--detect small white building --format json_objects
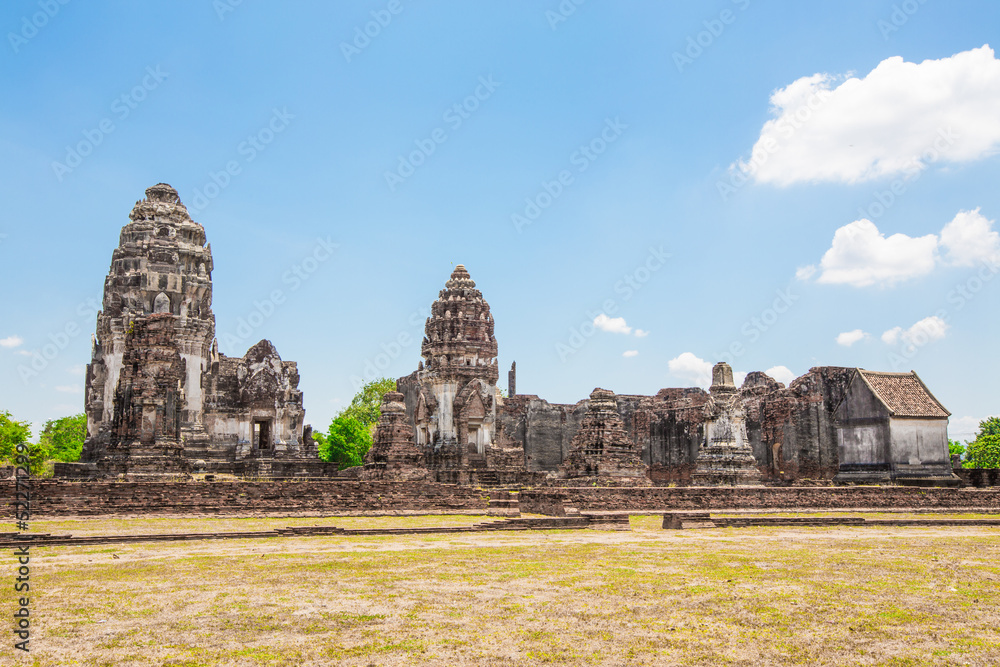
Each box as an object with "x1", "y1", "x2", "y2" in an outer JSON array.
[{"x1": 833, "y1": 369, "x2": 958, "y2": 486}]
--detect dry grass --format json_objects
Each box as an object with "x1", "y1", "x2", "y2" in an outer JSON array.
[{"x1": 3, "y1": 515, "x2": 999, "y2": 666}]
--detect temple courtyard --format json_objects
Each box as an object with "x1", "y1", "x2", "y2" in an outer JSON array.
[{"x1": 6, "y1": 515, "x2": 1000, "y2": 666}]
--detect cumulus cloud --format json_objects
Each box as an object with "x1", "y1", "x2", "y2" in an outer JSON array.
[
  {"x1": 804, "y1": 209, "x2": 1000, "y2": 288},
  {"x1": 634, "y1": 329, "x2": 649, "y2": 338},
  {"x1": 54, "y1": 385, "x2": 82, "y2": 394},
  {"x1": 939, "y1": 208, "x2": 1000, "y2": 267},
  {"x1": 836, "y1": 329, "x2": 869, "y2": 347},
  {"x1": 814, "y1": 219, "x2": 938, "y2": 287},
  {"x1": 762, "y1": 365, "x2": 795, "y2": 385},
  {"x1": 622, "y1": 350, "x2": 639, "y2": 358},
  {"x1": 0, "y1": 335, "x2": 23, "y2": 348},
  {"x1": 881, "y1": 316, "x2": 948, "y2": 346},
  {"x1": 593, "y1": 314, "x2": 632, "y2": 335},
  {"x1": 668, "y1": 352, "x2": 713, "y2": 389},
  {"x1": 736, "y1": 45, "x2": 1000, "y2": 185}
]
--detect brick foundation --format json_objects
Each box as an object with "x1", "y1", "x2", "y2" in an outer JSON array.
[{"x1": 4, "y1": 481, "x2": 999, "y2": 517}]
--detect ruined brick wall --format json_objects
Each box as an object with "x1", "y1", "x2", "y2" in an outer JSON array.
[
  {"x1": 3, "y1": 480, "x2": 490, "y2": 516},
  {"x1": 556, "y1": 486, "x2": 1000, "y2": 511},
  {"x1": 497, "y1": 395, "x2": 587, "y2": 472},
  {"x1": 8, "y1": 481, "x2": 999, "y2": 516}
]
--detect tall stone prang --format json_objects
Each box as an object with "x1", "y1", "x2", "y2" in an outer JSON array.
[
  {"x1": 560, "y1": 388, "x2": 650, "y2": 484},
  {"x1": 692, "y1": 362, "x2": 763, "y2": 486},
  {"x1": 76, "y1": 184, "x2": 318, "y2": 478},
  {"x1": 362, "y1": 391, "x2": 429, "y2": 481},
  {"x1": 414, "y1": 264, "x2": 498, "y2": 454},
  {"x1": 395, "y1": 263, "x2": 530, "y2": 484}
]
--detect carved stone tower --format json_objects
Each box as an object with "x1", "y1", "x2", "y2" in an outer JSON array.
[
  {"x1": 692, "y1": 362, "x2": 763, "y2": 486},
  {"x1": 413, "y1": 264, "x2": 499, "y2": 456},
  {"x1": 83, "y1": 183, "x2": 214, "y2": 472}
]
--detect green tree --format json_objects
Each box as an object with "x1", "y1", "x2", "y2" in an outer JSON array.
[
  {"x1": 314, "y1": 378, "x2": 396, "y2": 469},
  {"x1": 340, "y1": 377, "x2": 397, "y2": 432},
  {"x1": 0, "y1": 411, "x2": 31, "y2": 462},
  {"x1": 948, "y1": 439, "x2": 966, "y2": 459},
  {"x1": 965, "y1": 417, "x2": 1000, "y2": 469},
  {"x1": 318, "y1": 415, "x2": 373, "y2": 469},
  {"x1": 38, "y1": 413, "x2": 86, "y2": 462}
]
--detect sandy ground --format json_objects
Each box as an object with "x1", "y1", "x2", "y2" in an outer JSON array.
[{"x1": 2, "y1": 515, "x2": 999, "y2": 666}]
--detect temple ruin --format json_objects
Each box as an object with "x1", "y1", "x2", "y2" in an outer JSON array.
[
  {"x1": 379, "y1": 264, "x2": 959, "y2": 487},
  {"x1": 61, "y1": 184, "x2": 324, "y2": 479},
  {"x1": 57, "y1": 185, "x2": 958, "y2": 487}
]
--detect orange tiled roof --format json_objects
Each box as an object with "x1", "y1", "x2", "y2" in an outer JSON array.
[{"x1": 858, "y1": 370, "x2": 950, "y2": 418}]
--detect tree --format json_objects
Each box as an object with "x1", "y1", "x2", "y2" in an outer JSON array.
[
  {"x1": 0, "y1": 411, "x2": 31, "y2": 462},
  {"x1": 38, "y1": 413, "x2": 86, "y2": 462},
  {"x1": 318, "y1": 415, "x2": 373, "y2": 469},
  {"x1": 965, "y1": 417, "x2": 1000, "y2": 469},
  {"x1": 340, "y1": 377, "x2": 397, "y2": 432},
  {"x1": 314, "y1": 378, "x2": 396, "y2": 469},
  {"x1": 948, "y1": 439, "x2": 966, "y2": 459}
]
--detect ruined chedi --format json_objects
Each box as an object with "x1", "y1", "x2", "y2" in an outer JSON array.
[
  {"x1": 692, "y1": 362, "x2": 763, "y2": 486},
  {"x1": 76, "y1": 183, "x2": 314, "y2": 478},
  {"x1": 362, "y1": 391, "x2": 429, "y2": 481},
  {"x1": 560, "y1": 388, "x2": 650, "y2": 484}
]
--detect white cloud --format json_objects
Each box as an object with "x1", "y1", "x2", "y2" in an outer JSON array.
[
  {"x1": 795, "y1": 265, "x2": 817, "y2": 281},
  {"x1": 0, "y1": 335, "x2": 23, "y2": 348},
  {"x1": 836, "y1": 329, "x2": 869, "y2": 347},
  {"x1": 16, "y1": 350, "x2": 33, "y2": 357},
  {"x1": 881, "y1": 327, "x2": 902, "y2": 345},
  {"x1": 622, "y1": 350, "x2": 639, "y2": 358},
  {"x1": 55, "y1": 385, "x2": 82, "y2": 394},
  {"x1": 733, "y1": 371, "x2": 748, "y2": 387},
  {"x1": 668, "y1": 352, "x2": 713, "y2": 389},
  {"x1": 950, "y1": 415, "x2": 999, "y2": 441},
  {"x1": 737, "y1": 45, "x2": 1000, "y2": 185},
  {"x1": 764, "y1": 365, "x2": 796, "y2": 386},
  {"x1": 939, "y1": 208, "x2": 1000, "y2": 267},
  {"x1": 813, "y1": 219, "x2": 938, "y2": 288},
  {"x1": 67, "y1": 364, "x2": 86, "y2": 376},
  {"x1": 593, "y1": 314, "x2": 632, "y2": 335},
  {"x1": 803, "y1": 210, "x2": 1000, "y2": 289},
  {"x1": 633, "y1": 329, "x2": 649, "y2": 338},
  {"x1": 882, "y1": 315, "x2": 949, "y2": 346}
]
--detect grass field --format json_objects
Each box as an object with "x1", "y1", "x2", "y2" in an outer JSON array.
[{"x1": 3, "y1": 515, "x2": 999, "y2": 666}]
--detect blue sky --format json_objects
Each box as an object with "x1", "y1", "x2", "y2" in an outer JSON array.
[{"x1": 1, "y1": 0, "x2": 998, "y2": 442}]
